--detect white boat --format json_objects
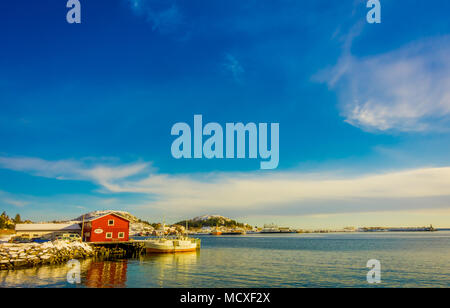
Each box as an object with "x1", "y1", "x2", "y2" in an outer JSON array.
[
  {"x1": 261, "y1": 224, "x2": 281, "y2": 233},
  {"x1": 144, "y1": 236, "x2": 201, "y2": 253}
]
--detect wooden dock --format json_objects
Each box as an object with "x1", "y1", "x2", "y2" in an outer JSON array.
[{"x1": 88, "y1": 241, "x2": 146, "y2": 257}]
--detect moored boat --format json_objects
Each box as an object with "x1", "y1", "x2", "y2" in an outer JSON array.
[
  {"x1": 261, "y1": 224, "x2": 281, "y2": 233},
  {"x1": 144, "y1": 236, "x2": 201, "y2": 253}
]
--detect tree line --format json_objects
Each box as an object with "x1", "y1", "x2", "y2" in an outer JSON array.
[
  {"x1": 175, "y1": 217, "x2": 250, "y2": 229},
  {"x1": 0, "y1": 212, "x2": 30, "y2": 229}
]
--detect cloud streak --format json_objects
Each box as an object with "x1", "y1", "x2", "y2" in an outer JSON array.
[
  {"x1": 317, "y1": 36, "x2": 450, "y2": 132},
  {"x1": 0, "y1": 156, "x2": 150, "y2": 185},
  {"x1": 127, "y1": 0, "x2": 183, "y2": 34},
  {"x1": 1, "y1": 155, "x2": 450, "y2": 217}
]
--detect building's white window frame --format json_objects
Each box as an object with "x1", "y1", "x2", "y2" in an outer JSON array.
[
  {"x1": 106, "y1": 232, "x2": 113, "y2": 239},
  {"x1": 108, "y1": 219, "x2": 115, "y2": 226},
  {"x1": 118, "y1": 232, "x2": 125, "y2": 239}
]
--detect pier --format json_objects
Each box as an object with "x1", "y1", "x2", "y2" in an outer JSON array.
[{"x1": 88, "y1": 241, "x2": 146, "y2": 258}]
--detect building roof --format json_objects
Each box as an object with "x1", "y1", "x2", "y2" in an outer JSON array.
[
  {"x1": 82, "y1": 212, "x2": 131, "y2": 222},
  {"x1": 15, "y1": 223, "x2": 81, "y2": 232}
]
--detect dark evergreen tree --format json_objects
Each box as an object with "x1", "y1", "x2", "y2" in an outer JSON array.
[{"x1": 14, "y1": 214, "x2": 22, "y2": 224}]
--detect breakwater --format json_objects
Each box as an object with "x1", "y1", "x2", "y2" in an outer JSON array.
[{"x1": 0, "y1": 241, "x2": 133, "y2": 271}]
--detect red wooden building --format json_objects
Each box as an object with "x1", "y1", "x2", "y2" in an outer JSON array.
[{"x1": 82, "y1": 213, "x2": 130, "y2": 243}]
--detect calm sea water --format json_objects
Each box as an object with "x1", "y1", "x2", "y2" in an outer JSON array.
[{"x1": 1, "y1": 232, "x2": 450, "y2": 288}]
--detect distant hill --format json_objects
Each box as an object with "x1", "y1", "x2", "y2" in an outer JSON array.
[
  {"x1": 73, "y1": 210, "x2": 141, "y2": 223},
  {"x1": 192, "y1": 215, "x2": 232, "y2": 223},
  {"x1": 71, "y1": 211, "x2": 251, "y2": 230},
  {"x1": 176, "y1": 215, "x2": 251, "y2": 229}
]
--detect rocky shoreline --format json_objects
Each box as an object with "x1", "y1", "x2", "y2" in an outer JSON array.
[{"x1": 0, "y1": 241, "x2": 128, "y2": 271}]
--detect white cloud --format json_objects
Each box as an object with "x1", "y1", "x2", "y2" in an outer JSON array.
[
  {"x1": 0, "y1": 156, "x2": 149, "y2": 184},
  {"x1": 111, "y1": 167, "x2": 450, "y2": 216},
  {"x1": 0, "y1": 190, "x2": 29, "y2": 208},
  {"x1": 3, "y1": 198, "x2": 28, "y2": 208},
  {"x1": 317, "y1": 36, "x2": 450, "y2": 132},
  {"x1": 2, "y1": 156, "x2": 450, "y2": 218}
]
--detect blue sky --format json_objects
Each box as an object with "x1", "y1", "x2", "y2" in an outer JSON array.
[{"x1": 1, "y1": 0, "x2": 450, "y2": 228}]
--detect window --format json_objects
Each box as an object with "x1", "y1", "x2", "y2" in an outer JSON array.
[
  {"x1": 118, "y1": 232, "x2": 125, "y2": 238},
  {"x1": 108, "y1": 219, "x2": 114, "y2": 226},
  {"x1": 106, "y1": 232, "x2": 113, "y2": 239}
]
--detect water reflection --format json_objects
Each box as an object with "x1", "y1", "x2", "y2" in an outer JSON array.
[
  {"x1": 143, "y1": 251, "x2": 200, "y2": 267},
  {"x1": 0, "y1": 251, "x2": 200, "y2": 288},
  {"x1": 85, "y1": 259, "x2": 128, "y2": 288},
  {"x1": 0, "y1": 264, "x2": 68, "y2": 287},
  {"x1": 84, "y1": 252, "x2": 201, "y2": 287},
  {"x1": 2, "y1": 233, "x2": 450, "y2": 288},
  {"x1": 135, "y1": 251, "x2": 200, "y2": 288}
]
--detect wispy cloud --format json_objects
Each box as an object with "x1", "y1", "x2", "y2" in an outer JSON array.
[
  {"x1": 0, "y1": 190, "x2": 29, "y2": 208},
  {"x1": 2, "y1": 155, "x2": 450, "y2": 218},
  {"x1": 127, "y1": 0, "x2": 183, "y2": 34},
  {"x1": 316, "y1": 36, "x2": 450, "y2": 132},
  {"x1": 222, "y1": 53, "x2": 245, "y2": 84},
  {"x1": 109, "y1": 166, "x2": 450, "y2": 217},
  {"x1": 2, "y1": 197, "x2": 28, "y2": 208},
  {"x1": 0, "y1": 156, "x2": 150, "y2": 184}
]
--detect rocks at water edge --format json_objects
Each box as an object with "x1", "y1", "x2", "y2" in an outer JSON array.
[{"x1": 0, "y1": 240, "x2": 94, "y2": 270}]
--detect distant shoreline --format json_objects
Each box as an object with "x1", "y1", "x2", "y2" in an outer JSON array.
[{"x1": 182, "y1": 229, "x2": 449, "y2": 236}]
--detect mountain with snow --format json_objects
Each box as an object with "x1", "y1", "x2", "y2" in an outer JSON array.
[
  {"x1": 177, "y1": 215, "x2": 250, "y2": 229},
  {"x1": 192, "y1": 215, "x2": 232, "y2": 223},
  {"x1": 73, "y1": 210, "x2": 141, "y2": 223}
]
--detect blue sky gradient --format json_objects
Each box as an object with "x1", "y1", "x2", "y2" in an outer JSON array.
[{"x1": 1, "y1": 1, "x2": 450, "y2": 228}]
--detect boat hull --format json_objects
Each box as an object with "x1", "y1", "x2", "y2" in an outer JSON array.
[
  {"x1": 146, "y1": 247, "x2": 197, "y2": 253},
  {"x1": 144, "y1": 237, "x2": 200, "y2": 254}
]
